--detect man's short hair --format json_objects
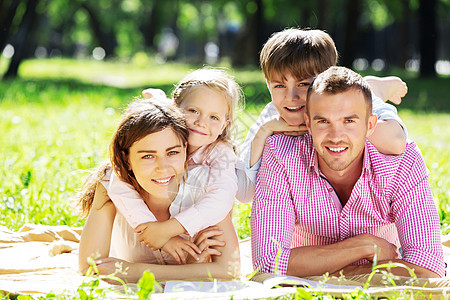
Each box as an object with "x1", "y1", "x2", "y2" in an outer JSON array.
[
  {"x1": 306, "y1": 66, "x2": 373, "y2": 116},
  {"x1": 260, "y1": 28, "x2": 338, "y2": 81}
]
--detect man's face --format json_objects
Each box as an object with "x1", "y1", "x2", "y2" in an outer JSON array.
[
  {"x1": 267, "y1": 71, "x2": 315, "y2": 126},
  {"x1": 305, "y1": 89, "x2": 377, "y2": 174}
]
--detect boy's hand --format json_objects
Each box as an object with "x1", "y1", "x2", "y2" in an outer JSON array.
[
  {"x1": 142, "y1": 88, "x2": 166, "y2": 99},
  {"x1": 262, "y1": 118, "x2": 308, "y2": 137},
  {"x1": 161, "y1": 236, "x2": 202, "y2": 264},
  {"x1": 365, "y1": 75, "x2": 408, "y2": 105},
  {"x1": 136, "y1": 221, "x2": 171, "y2": 250}
]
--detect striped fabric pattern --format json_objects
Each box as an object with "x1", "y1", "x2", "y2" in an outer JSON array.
[{"x1": 251, "y1": 133, "x2": 445, "y2": 277}]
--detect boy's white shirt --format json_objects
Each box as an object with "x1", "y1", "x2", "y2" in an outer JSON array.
[
  {"x1": 107, "y1": 142, "x2": 238, "y2": 236},
  {"x1": 235, "y1": 93, "x2": 407, "y2": 203}
]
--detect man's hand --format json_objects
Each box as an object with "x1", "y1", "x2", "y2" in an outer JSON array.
[
  {"x1": 135, "y1": 221, "x2": 171, "y2": 250},
  {"x1": 161, "y1": 236, "x2": 202, "y2": 264},
  {"x1": 354, "y1": 233, "x2": 399, "y2": 262}
]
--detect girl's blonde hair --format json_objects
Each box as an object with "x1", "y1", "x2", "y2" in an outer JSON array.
[
  {"x1": 76, "y1": 97, "x2": 188, "y2": 217},
  {"x1": 171, "y1": 67, "x2": 243, "y2": 152}
]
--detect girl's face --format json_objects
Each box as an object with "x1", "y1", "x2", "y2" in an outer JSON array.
[
  {"x1": 127, "y1": 127, "x2": 186, "y2": 201},
  {"x1": 178, "y1": 87, "x2": 229, "y2": 153}
]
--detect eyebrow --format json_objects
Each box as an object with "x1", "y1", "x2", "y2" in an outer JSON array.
[
  {"x1": 137, "y1": 145, "x2": 183, "y2": 153},
  {"x1": 312, "y1": 114, "x2": 360, "y2": 120}
]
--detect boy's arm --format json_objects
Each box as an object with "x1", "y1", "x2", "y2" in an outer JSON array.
[
  {"x1": 365, "y1": 75, "x2": 407, "y2": 105},
  {"x1": 135, "y1": 219, "x2": 186, "y2": 250},
  {"x1": 368, "y1": 119, "x2": 406, "y2": 155},
  {"x1": 369, "y1": 95, "x2": 407, "y2": 155}
]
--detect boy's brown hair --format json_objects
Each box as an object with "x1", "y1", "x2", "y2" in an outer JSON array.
[{"x1": 260, "y1": 28, "x2": 338, "y2": 81}]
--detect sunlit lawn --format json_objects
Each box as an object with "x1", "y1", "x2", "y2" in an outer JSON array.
[{"x1": 0, "y1": 57, "x2": 449, "y2": 238}]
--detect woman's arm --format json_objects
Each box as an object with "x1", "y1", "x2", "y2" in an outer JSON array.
[
  {"x1": 78, "y1": 183, "x2": 116, "y2": 272},
  {"x1": 93, "y1": 215, "x2": 240, "y2": 283}
]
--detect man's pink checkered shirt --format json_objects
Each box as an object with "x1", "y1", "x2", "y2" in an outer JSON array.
[{"x1": 251, "y1": 133, "x2": 445, "y2": 277}]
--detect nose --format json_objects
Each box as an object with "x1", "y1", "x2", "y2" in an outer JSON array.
[
  {"x1": 194, "y1": 113, "x2": 207, "y2": 127},
  {"x1": 156, "y1": 156, "x2": 170, "y2": 171},
  {"x1": 327, "y1": 123, "x2": 345, "y2": 142}
]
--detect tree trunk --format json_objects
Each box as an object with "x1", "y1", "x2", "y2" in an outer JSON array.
[
  {"x1": 140, "y1": 1, "x2": 160, "y2": 49},
  {"x1": 4, "y1": 0, "x2": 39, "y2": 79},
  {"x1": 0, "y1": 0, "x2": 20, "y2": 52},
  {"x1": 231, "y1": 0, "x2": 264, "y2": 67},
  {"x1": 317, "y1": 0, "x2": 330, "y2": 32},
  {"x1": 342, "y1": 0, "x2": 361, "y2": 68},
  {"x1": 81, "y1": 2, "x2": 117, "y2": 57},
  {"x1": 398, "y1": 0, "x2": 410, "y2": 69},
  {"x1": 419, "y1": 0, "x2": 437, "y2": 77}
]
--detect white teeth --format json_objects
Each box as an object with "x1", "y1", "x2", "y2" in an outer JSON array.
[
  {"x1": 328, "y1": 147, "x2": 346, "y2": 153},
  {"x1": 286, "y1": 106, "x2": 301, "y2": 111},
  {"x1": 154, "y1": 177, "x2": 172, "y2": 184}
]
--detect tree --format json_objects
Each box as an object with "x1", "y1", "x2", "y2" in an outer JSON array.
[
  {"x1": 0, "y1": 0, "x2": 20, "y2": 53},
  {"x1": 342, "y1": 0, "x2": 362, "y2": 68},
  {"x1": 418, "y1": 0, "x2": 437, "y2": 77},
  {"x1": 4, "y1": 0, "x2": 41, "y2": 78}
]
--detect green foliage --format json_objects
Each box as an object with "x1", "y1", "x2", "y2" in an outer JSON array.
[{"x1": 0, "y1": 59, "x2": 448, "y2": 299}]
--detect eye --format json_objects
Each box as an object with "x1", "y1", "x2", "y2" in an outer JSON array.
[
  {"x1": 168, "y1": 151, "x2": 180, "y2": 156},
  {"x1": 142, "y1": 154, "x2": 154, "y2": 159},
  {"x1": 345, "y1": 119, "x2": 355, "y2": 124},
  {"x1": 273, "y1": 84, "x2": 285, "y2": 88},
  {"x1": 210, "y1": 115, "x2": 219, "y2": 121},
  {"x1": 299, "y1": 82, "x2": 311, "y2": 87},
  {"x1": 317, "y1": 119, "x2": 328, "y2": 124},
  {"x1": 187, "y1": 108, "x2": 198, "y2": 114}
]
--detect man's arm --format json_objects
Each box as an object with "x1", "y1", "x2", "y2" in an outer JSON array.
[{"x1": 286, "y1": 234, "x2": 398, "y2": 277}]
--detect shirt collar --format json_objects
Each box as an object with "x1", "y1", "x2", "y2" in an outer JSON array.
[{"x1": 188, "y1": 145, "x2": 208, "y2": 164}]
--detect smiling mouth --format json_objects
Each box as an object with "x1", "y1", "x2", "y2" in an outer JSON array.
[
  {"x1": 284, "y1": 106, "x2": 304, "y2": 112},
  {"x1": 326, "y1": 146, "x2": 348, "y2": 153},
  {"x1": 189, "y1": 128, "x2": 207, "y2": 135},
  {"x1": 152, "y1": 176, "x2": 174, "y2": 185}
]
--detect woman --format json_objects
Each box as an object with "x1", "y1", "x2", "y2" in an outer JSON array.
[{"x1": 77, "y1": 98, "x2": 240, "y2": 283}]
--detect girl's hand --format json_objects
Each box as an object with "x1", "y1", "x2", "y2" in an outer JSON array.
[
  {"x1": 142, "y1": 88, "x2": 167, "y2": 99},
  {"x1": 161, "y1": 236, "x2": 201, "y2": 264},
  {"x1": 188, "y1": 226, "x2": 225, "y2": 263},
  {"x1": 136, "y1": 221, "x2": 170, "y2": 250}
]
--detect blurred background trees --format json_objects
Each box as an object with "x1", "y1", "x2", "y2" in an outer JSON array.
[{"x1": 1, "y1": 0, "x2": 449, "y2": 79}]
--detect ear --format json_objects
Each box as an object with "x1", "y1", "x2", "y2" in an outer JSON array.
[
  {"x1": 366, "y1": 114, "x2": 378, "y2": 138},
  {"x1": 304, "y1": 112, "x2": 312, "y2": 134},
  {"x1": 221, "y1": 119, "x2": 230, "y2": 133},
  {"x1": 265, "y1": 79, "x2": 272, "y2": 94}
]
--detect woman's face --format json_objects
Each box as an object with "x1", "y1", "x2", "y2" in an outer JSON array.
[{"x1": 127, "y1": 127, "x2": 186, "y2": 201}]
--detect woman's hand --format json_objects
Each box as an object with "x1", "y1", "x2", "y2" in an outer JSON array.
[
  {"x1": 161, "y1": 236, "x2": 201, "y2": 264},
  {"x1": 189, "y1": 226, "x2": 226, "y2": 263}
]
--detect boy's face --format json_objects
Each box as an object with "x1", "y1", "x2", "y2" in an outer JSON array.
[{"x1": 266, "y1": 70, "x2": 315, "y2": 126}]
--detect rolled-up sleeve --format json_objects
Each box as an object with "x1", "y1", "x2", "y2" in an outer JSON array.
[
  {"x1": 391, "y1": 144, "x2": 445, "y2": 277},
  {"x1": 371, "y1": 94, "x2": 408, "y2": 137},
  {"x1": 251, "y1": 136, "x2": 296, "y2": 275}
]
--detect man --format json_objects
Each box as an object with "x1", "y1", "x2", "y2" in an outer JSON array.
[{"x1": 251, "y1": 66, "x2": 445, "y2": 278}]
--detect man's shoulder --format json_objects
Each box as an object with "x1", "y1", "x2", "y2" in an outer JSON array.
[{"x1": 367, "y1": 140, "x2": 427, "y2": 179}]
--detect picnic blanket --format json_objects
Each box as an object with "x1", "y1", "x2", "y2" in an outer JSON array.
[{"x1": 0, "y1": 224, "x2": 449, "y2": 298}]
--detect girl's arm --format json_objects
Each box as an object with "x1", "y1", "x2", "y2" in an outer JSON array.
[
  {"x1": 92, "y1": 215, "x2": 240, "y2": 282},
  {"x1": 173, "y1": 143, "x2": 238, "y2": 237},
  {"x1": 79, "y1": 183, "x2": 116, "y2": 272}
]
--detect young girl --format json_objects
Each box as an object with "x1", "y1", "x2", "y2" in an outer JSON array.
[
  {"x1": 78, "y1": 98, "x2": 240, "y2": 281},
  {"x1": 107, "y1": 68, "x2": 243, "y2": 263}
]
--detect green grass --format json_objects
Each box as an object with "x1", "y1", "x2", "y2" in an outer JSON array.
[
  {"x1": 1, "y1": 57, "x2": 449, "y2": 235},
  {"x1": 0, "y1": 58, "x2": 449, "y2": 299}
]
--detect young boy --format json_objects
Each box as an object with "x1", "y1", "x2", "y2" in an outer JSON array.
[{"x1": 235, "y1": 28, "x2": 408, "y2": 203}]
